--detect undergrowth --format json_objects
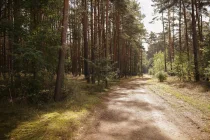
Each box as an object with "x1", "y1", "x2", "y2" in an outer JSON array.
[{"x1": 0, "y1": 77, "x2": 119, "y2": 140}]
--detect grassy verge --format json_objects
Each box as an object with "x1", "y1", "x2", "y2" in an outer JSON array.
[
  {"x1": 147, "y1": 78, "x2": 210, "y2": 115},
  {"x1": 0, "y1": 77, "x2": 119, "y2": 140},
  {"x1": 147, "y1": 77, "x2": 210, "y2": 133}
]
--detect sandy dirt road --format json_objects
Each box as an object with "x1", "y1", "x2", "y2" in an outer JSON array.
[{"x1": 77, "y1": 77, "x2": 210, "y2": 140}]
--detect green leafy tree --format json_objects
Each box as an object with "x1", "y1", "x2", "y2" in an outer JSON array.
[{"x1": 153, "y1": 52, "x2": 165, "y2": 74}]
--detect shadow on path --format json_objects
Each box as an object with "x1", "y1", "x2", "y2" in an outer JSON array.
[{"x1": 80, "y1": 77, "x2": 184, "y2": 140}]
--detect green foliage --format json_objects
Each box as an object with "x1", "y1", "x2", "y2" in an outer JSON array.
[
  {"x1": 153, "y1": 52, "x2": 165, "y2": 74},
  {"x1": 65, "y1": 57, "x2": 72, "y2": 72},
  {"x1": 147, "y1": 32, "x2": 165, "y2": 60},
  {"x1": 88, "y1": 57, "x2": 117, "y2": 87},
  {"x1": 204, "y1": 61, "x2": 210, "y2": 78},
  {"x1": 148, "y1": 68, "x2": 154, "y2": 75},
  {"x1": 64, "y1": 79, "x2": 84, "y2": 102},
  {"x1": 0, "y1": 0, "x2": 146, "y2": 103},
  {"x1": 155, "y1": 71, "x2": 167, "y2": 82},
  {"x1": 172, "y1": 53, "x2": 192, "y2": 80},
  {"x1": 147, "y1": 52, "x2": 165, "y2": 80},
  {"x1": 0, "y1": 0, "x2": 63, "y2": 103},
  {"x1": 202, "y1": 31, "x2": 210, "y2": 70},
  {"x1": 9, "y1": 30, "x2": 60, "y2": 103}
]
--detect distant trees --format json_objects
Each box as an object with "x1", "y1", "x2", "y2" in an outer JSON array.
[
  {"x1": 0, "y1": 0, "x2": 63, "y2": 102},
  {"x1": 67, "y1": 0, "x2": 145, "y2": 79},
  {"x1": 148, "y1": 0, "x2": 210, "y2": 81},
  {"x1": 0, "y1": 0, "x2": 145, "y2": 102}
]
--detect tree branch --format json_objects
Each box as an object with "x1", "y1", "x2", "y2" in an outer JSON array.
[{"x1": 159, "y1": 0, "x2": 178, "y2": 13}]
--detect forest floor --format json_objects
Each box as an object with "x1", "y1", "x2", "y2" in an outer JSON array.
[
  {"x1": 76, "y1": 76, "x2": 210, "y2": 140},
  {"x1": 0, "y1": 76, "x2": 119, "y2": 140}
]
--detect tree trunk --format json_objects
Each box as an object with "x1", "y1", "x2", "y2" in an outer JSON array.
[
  {"x1": 91, "y1": 0, "x2": 95, "y2": 84},
  {"x1": 162, "y1": 11, "x2": 167, "y2": 72},
  {"x1": 54, "y1": 0, "x2": 69, "y2": 101},
  {"x1": 183, "y1": 2, "x2": 190, "y2": 80},
  {"x1": 179, "y1": 0, "x2": 182, "y2": 57},
  {"x1": 168, "y1": 7, "x2": 172, "y2": 71},
  {"x1": 191, "y1": 0, "x2": 200, "y2": 81},
  {"x1": 172, "y1": 6, "x2": 175, "y2": 61},
  {"x1": 105, "y1": 0, "x2": 109, "y2": 58},
  {"x1": 82, "y1": 0, "x2": 90, "y2": 83}
]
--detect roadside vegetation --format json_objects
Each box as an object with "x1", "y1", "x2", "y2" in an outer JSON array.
[
  {"x1": 147, "y1": 76, "x2": 210, "y2": 132},
  {"x1": 148, "y1": 77, "x2": 210, "y2": 114},
  {"x1": 0, "y1": 76, "x2": 120, "y2": 139}
]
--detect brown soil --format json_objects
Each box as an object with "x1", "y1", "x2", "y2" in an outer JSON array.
[{"x1": 76, "y1": 77, "x2": 210, "y2": 140}]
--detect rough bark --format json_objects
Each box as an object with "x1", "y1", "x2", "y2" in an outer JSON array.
[
  {"x1": 162, "y1": 11, "x2": 167, "y2": 72},
  {"x1": 82, "y1": 0, "x2": 90, "y2": 83},
  {"x1": 191, "y1": 0, "x2": 200, "y2": 81},
  {"x1": 183, "y1": 2, "x2": 190, "y2": 79},
  {"x1": 54, "y1": 0, "x2": 69, "y2": 101}
]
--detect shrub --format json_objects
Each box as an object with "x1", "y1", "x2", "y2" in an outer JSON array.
[
  {"x1": 153, "y1": 52, "x2": 165, "y2": 74},
  {"x1": 205, "y1": 61, "x2": 210, "y2": 77},
  {"x1": 64, "y1": 79, "x2": 87, "y2": 102},
  {"x1": 155, "y1": 71, "x2": 167, "y2": 82},
  {"x1": 148, "y1": 68, "x2": 154, "y2": 75},
  {"x1": 88, "y1": 57, "x2": 116, "y2": 88}
]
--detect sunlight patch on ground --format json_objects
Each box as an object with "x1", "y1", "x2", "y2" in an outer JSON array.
[
  {"x1": 6, "y1": 93, "x2": 100, "y2": 140},
  {"x1": 10, "y1": 110, "x2": 87, "y2": 140}
]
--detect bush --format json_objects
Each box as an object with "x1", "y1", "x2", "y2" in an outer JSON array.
[
  {"x1": 64, "y1": 79, "x2": 87, "y2": 102},
  {"x1": 153, "y1": 52, "x2": 165, "y2": 74},
  {"x1": 155, "y1": 71, "x2": 167, "y2": 82},
  {"x1": 88, "y1": 57, "x2": 116, "y2": 88},
  {"x1": 148, "y1": 68, "x2": 154, "y2": 75}
]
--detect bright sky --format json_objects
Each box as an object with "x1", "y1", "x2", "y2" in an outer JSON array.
[
  {"x1": 139, "y1": 0, "x2": 162, "y2": 33},
  {"x1": 138, "y1": 0, "x2": 210, "y2": 50},
  {"x1": 138, "y1": 0, "x2": 162, "y2": 50}
]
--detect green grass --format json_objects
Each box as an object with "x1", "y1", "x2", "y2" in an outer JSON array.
[
  {"x1": 159, "y1": 84, "x2": 210, "y2": 112},
  {"x1": 0, "y1": 78, "x2": 111, "y2": 140},
  {"x1": 148, "y1": 79, "x2": 210, "y2": 115}
]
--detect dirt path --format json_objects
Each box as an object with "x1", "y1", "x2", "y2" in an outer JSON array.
[{"x1": 77, "y1": 77, "x2": 210, "y2": 140}]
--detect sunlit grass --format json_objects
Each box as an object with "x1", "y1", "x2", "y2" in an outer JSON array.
[
  {"x1": 147, "y1": 77, "x2": 210, "y2": 134},
  {"x1": 159, "y1": 84, "x2": 210, "y2": 113},
  {"x1": 148, "y1": 79, "x2": 210, "y2": 115},
  {"x1": 0, "y1": 77, "x2": 107, "y2": 140},
  {"x1": 7, "y1": 96, "x2": 98, "y2": 140}
]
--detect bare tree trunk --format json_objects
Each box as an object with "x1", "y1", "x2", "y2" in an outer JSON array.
[
  {"x1": 172, "y1": 6, "x2": 175, "y2": 61},
  {"x1": 195, "y1": 0, "x2": 204, "y2": 73},
  {"x1": 98, "y1": 0, "x2": 101, "y2": 60},
  {"x1": 113, "y1": 10, "x2": 117, "y2": 62},
  {"x1": 117, "y1": 11, "x2": 120, "y2": 69},
  {"x1": 105, "y1": 0, "x2": 109, "y2": 58},
  {"x1": 82, "y1": 0, "x2": 90, "y2": 83},
  {"x1": 162, "y1": 11, "x2": 167, "y2": 72},
  {"x1": 91, "y1": 0, "x2": 95, "y2": 84},
  {"x1": 54, "y1": 0, "x2": 69, "y2": 101},
  {"x1": 183, "y1": 2, "x2": 190, "y2": 80},
  {"x1": 140, "y1": 47, "x2": 143, "y2": 76},
  {"x1": 168, "y1": 7, "x2": 172, "y2": 71},
  {"x1": 179, "y1": 0, "x2": 182, "y2": 57},
  {"x1": 191, "y1": 0, "x2": 200, "y2": 81}
]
